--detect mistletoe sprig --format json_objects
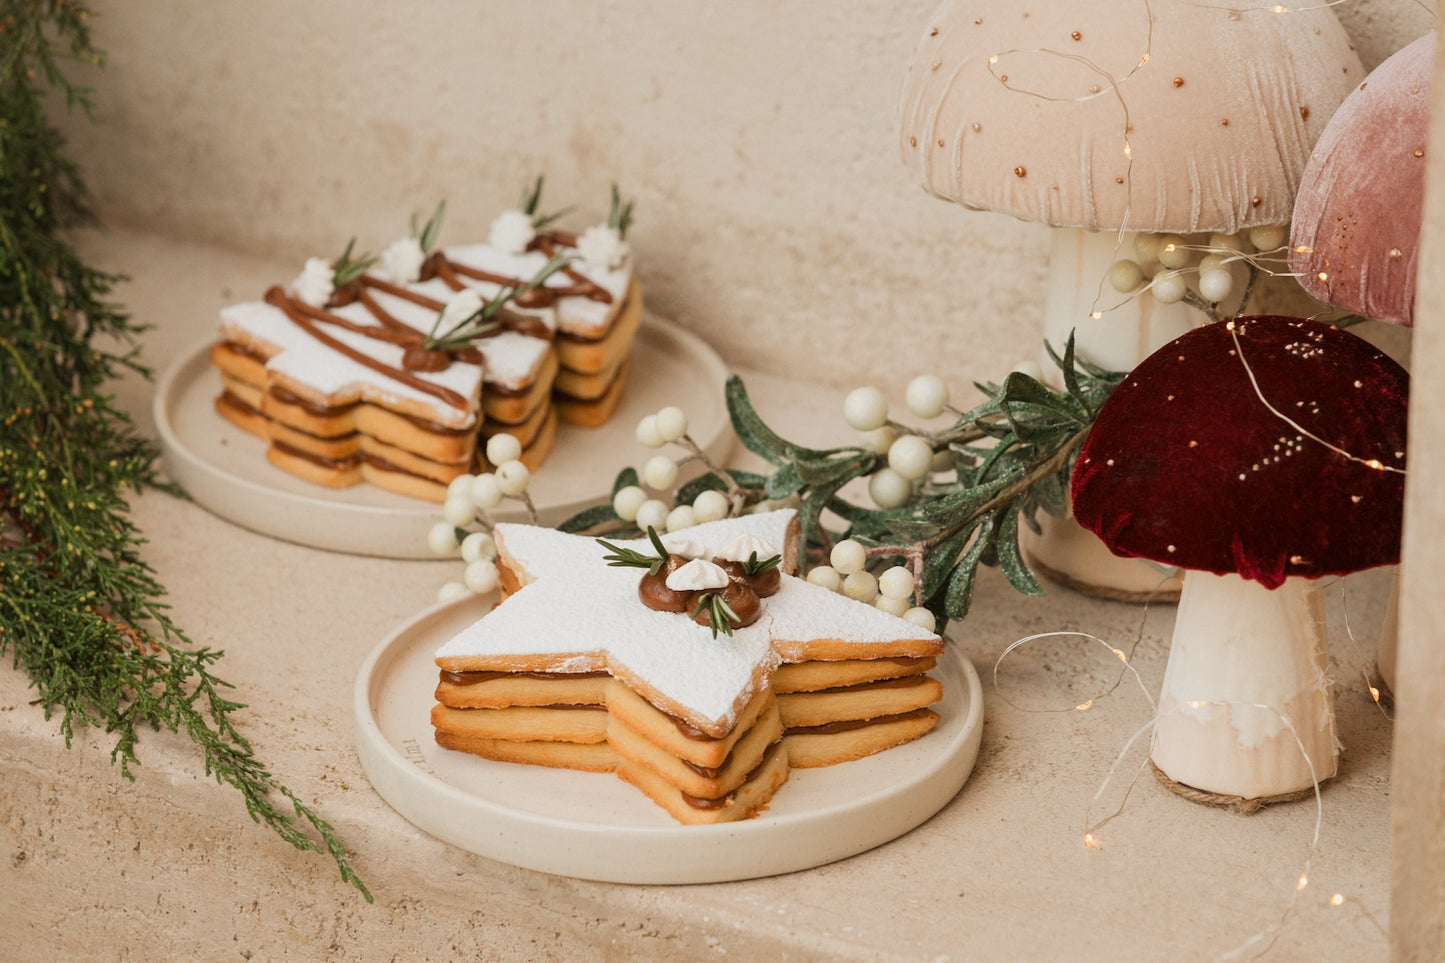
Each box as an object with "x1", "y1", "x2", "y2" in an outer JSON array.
[
  {"x1": 561, "y1": 336, "x2": 1123, "y2": 630},
  {"x1": 0, "y1": 2, "x2": 368, "y2": 899}
]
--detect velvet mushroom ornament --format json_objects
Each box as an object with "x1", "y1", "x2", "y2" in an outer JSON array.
[
  {"x1": 1071, "y1": 316, "x2": 1408, "y2": 805},
  {"x1": 1288, "y1": 33, "x2": 1432, "y2": 695},
  {"x1": 898, "y1": 0, "x2": 1363, "y2": 601}
]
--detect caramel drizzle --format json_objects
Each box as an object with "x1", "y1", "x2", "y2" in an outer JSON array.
[
  {"x1": 427, "y1": 257, "x2": 556, "y2": 341},
  {"x1": 350, "y1": 278, "x2": 483, "y2": 365},
  {"x1": 534, "y1": 234, "x2": 614, "y2": 304},
  {"x1": 443, "y1": 239, "x2": 611, "y2": 307},
  {"x1": 263, "y1": 286, "x2": 471, "y2": 411}
]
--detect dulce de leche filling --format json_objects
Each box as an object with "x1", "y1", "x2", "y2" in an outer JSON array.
[{"x1": 681, "y1": 741, "x2": 783, "y2": 811}]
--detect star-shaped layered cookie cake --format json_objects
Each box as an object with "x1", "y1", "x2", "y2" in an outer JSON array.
[{"x1": 431, "y1": 510, "x2": 945, "y2": 824}]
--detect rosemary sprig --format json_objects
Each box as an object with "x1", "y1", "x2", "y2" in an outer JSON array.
[
  {"x1": 331, "y1": 236, "x2": 377, "y2": 288},
  {"x1": 412, "y1": 199, "x2": 446, "y2": 252},
  {"x1": 738, "y1": 551, "x2": 781, "y2": 577},
  {"x1": 690, "y1": 592, "x2": 739, "y2": 639},
  {"x1": 0, "y1": 2, "x2": 369, "y2": 900},
  {"x1": 598, "y1": 526, "x2": 670, "y2": 574},
  {"x1": 518, "y1": 175, "x2": 573, "y2": 231},
  {"x1": 608, "y1": 184, "x2": 635, "y2": 238},
  {"x1": 423, "y1": 252, "x2": 570, "y2": 352}
]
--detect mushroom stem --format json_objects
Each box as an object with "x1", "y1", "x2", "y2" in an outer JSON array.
[
  {"x1": 1376, "y1": 568, "x2": 1401, "y2": 698},
  {"x1": 1025, "y1": 228, "x2": 1200, "y2": 601},
  {"x1": 1041, "y1": 228, "x2": 1198, "y2": 375},
  {"x1": 1152, "y1": 570, "x2": 1339, "y2": 802}
]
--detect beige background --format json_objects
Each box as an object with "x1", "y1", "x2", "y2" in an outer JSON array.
[
  {"x1": 10, "y1": 1, "x2": 1444, "y2": 959},
  {"x1": 59, "y1": 0, "x2": 1434, "y2": 390}
]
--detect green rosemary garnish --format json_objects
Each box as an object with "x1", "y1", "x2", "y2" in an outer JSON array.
[
  {"x1": 412, "y1": 199, "x2": 446, "y2": 252},
  {"x1": 0, "y1": 2, "x2": 368, "y2": 899},
  {"x1": 691, "y1": 592, "x2": 739, "y2": 639},
  {"x1": 738, "y1": 551, "x2": 782, "y2": 577},
  {"x1": 331, "y1": 236, "x2": 377, "y2": 288},
  {"x1": 598, "y1": 526, "x2": 670, "y2": 575},
  {"x1": 422, "y1": 252, "x2": 570, "y2": 352},
  {"x1": 608, "y1": 184, "x2": 635, "y2": 238},
  {"x1": 518, "y1": 175, "x2": 572, "y2": 231}
]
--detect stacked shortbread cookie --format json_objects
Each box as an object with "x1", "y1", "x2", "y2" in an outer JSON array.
[
  {"x1": 430, "y1": 510, "x2": 945, "y2": 824},
  {"x1": 211, "y1": 193, "x2": 641, "y2": 500}
]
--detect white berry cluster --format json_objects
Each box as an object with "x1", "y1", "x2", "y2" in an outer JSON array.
[
  {"x1": 428, "y1": 433, "x2": 533, "y2": 602},
  {"x1": 610, "y1": 405, "x2": 741, "y2": 533},
  {"x1": 805, "y1": 538, "x2": 936, "y2": 632},
  {"x1": 843, "y1": 375, "x2": 956, "y2": 511},
  {"x1": 1108, "y1": 226, "x2": 1287, "y2": 308}
]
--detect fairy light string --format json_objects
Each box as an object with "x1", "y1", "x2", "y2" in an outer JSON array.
[
  {"x1": 992, "y1": 591, "x2": 1388, "y2": 957},
  {"x1": 1225, "y1": 317, "x2": 1408, "y2": 476}
]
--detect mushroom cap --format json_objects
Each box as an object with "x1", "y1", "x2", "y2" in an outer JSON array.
[
  {"x1": 1071, "y1": 316, "x2": 1408, "y2": 588},
  {"x1": 1289, "y1": 32, "x2": 1434, "y2": 326},
  {"x1": 898, "y1": 0, "x2": 1362, "y2": 232}
]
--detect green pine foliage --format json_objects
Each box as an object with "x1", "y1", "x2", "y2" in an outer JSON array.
[{"x1": 0, "y1": 1, "x2": 368, "y2": 899}]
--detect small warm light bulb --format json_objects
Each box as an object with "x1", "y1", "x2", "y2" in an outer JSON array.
[
  {"x1": 1330, "y1": 893, "x2": 1345, "y2": 907},
  {"x1": 1294, "y1": 244, "x2": 1313, "y2": 254},
  {"x1": 1225, "y1": 320, "x2": 1236, "y2": 331},
  {"x1": 1369, "y1": 685, "x2": 1381, "y2": 703},
  {"x1": 989, "y1": 55, "x2": 999, "y2": 64},
  {"x1": 1297, "y1": 875, "x2": 1310, "y2": 892},
  {"x1": 1084, "y1": 833, "x2": 1099, "y2": 849},
  {"x1": 1112, "y1": 648, "x2": 1127, "y2": 662},
  {"x1": 1162, "y1": 242, "x2": 1176, "y2": 253},
  {"x1": 1090, "y1": 311, "x2": 1103, "y2": 320},
  {"x1": 1271, "y1": 4, "x2": 1289, "y2": 12},
  {"x1": 1075, "y1": 699, "x2": 1094, "y2": 711},
  {"x1": 1189, "y1": 700, "x2": 1206, "y2": 709},
  {"x1": 1365, "y1": 459, "x2": 1384, "y2": 470},
  {"x1": 1123, "y1": 142, "x2": 1133, "y2": 159},
  {"x1": 1317, "y1": 271, "x2": 1329, "y2": 282}
]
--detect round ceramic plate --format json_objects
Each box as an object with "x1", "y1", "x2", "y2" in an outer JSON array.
[
  {"x1": 352, "y1": 593, "x2": 984, "y2": 884},
  {"x1": 152, "y1": 317, "x2": 733, "y2": 558}
]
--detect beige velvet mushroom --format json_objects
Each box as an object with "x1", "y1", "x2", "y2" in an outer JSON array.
[{"x1": 898, "y1": 0, "x2": 1363, "y2": 598}]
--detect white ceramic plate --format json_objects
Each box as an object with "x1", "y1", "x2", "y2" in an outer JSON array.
[
  {"x1": 153, "y1": 317, "x2": 733, "y2": 558},
  {"x1": 352, "y1": 593, "x2": 984, "y2": 884}
]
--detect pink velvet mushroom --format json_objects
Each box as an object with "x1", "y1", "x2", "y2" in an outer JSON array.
[
  {"x1": 1290, "y1": 32, "x2": 1434, "y2": 327},
  {"x1": 1071, "y1": 316, "x2": 1408, "y2": 805},
  {"x1": 1289, "y1": 33, "x2": 1432, "y2": 694}
]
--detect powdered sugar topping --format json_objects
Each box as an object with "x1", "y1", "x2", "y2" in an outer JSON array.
[{"x1": 434, "y1": 510, "x2": 941, "y2": 733}]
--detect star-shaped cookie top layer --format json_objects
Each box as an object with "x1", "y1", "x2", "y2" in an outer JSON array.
[
  {"x1": 433, "y1": 510, "x2": 943, "y2": 737},
  {"x1": 218, "y1": 300, "x2": 484, "y2": 428}
]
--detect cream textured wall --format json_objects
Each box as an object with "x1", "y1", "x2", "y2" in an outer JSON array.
[{"x1": 59, "y1": 0, "x2": 1435, "y2": 390}]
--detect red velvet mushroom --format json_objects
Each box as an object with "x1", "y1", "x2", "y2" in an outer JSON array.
[{"x1": 1071, "y1": 316, "x2": 1408, "y2": 803}]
